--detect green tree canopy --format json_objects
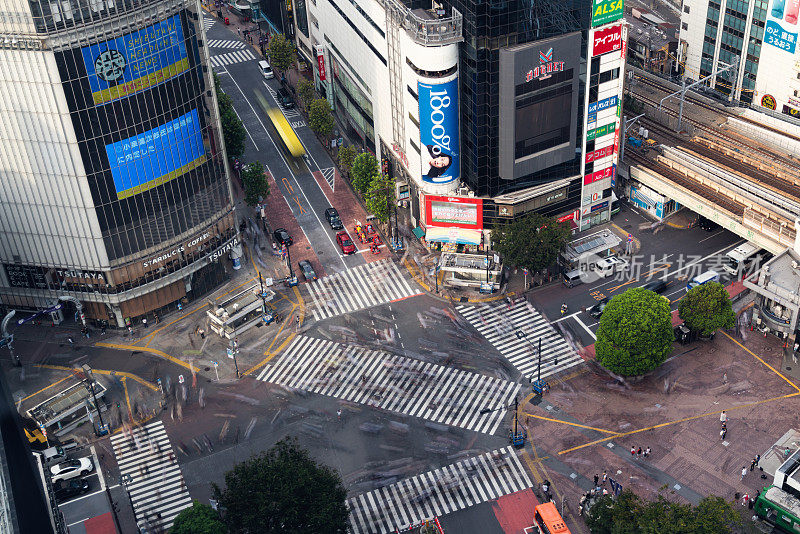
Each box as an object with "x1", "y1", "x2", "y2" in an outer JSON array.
[
  {"x1": 366, "y1": 174, "x2": 394, "y2": 222},
  {"x1": 491, "y1": 213, "x2": 570, "y2": 272},
  {"x1": 351, "y1": 152, "x2": 378, "y2": 195},
  {"x1": 170, "y1": 501, "x2": 226, "y2": 534},
  {"x1": 678, "y1": 282, "x2": 736, "y2": 336},
  {"x1": 296, "y1": 77, "x2": 315, "y2": 108},
  {"x1": 213, "y1": 437, "x2": 348, "y2": 534},
  {"x1": 308, "y1": 98, "x2": 335, "y2": 138},
  {"x1": 586, "y1": 491, "x2": 740, "y2": 534},
  {"x1": 595, "y1": 287, "x2": 674, "y2": 376},
  {"x1": 214, "y1": 74, "x2": 245, "y2": 159},
  {"x1": 337, "y1": 145, "x2": 358, "y2": 176},
  {"x1": 267, "y1": 34, "x2": 296, "y2": 72},
  {"x1": 241, "y1": 161, "x2": 269, "y2": 207}
]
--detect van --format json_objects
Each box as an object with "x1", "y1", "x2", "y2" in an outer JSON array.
[
  {"x1": 42, "y1": 446, "x2": 66, "y2": 465},
  {"x1": 563, "y1": 269, "x2": 584, "y2": 288},
  {"x1": 593, "y1": 256, "x2": 629, "y2": 278},
  {"x1": 259, "y1": 60, "x2": 274, "y2": 79},
  {"x1": 686, "y1": 270, "x2": 720, "y2": 291}
]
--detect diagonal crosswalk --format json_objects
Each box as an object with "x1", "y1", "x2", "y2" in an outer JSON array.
[
  {"x1": 209, "y1": 49, "x2": 256, "y2": 69},
  {"x1": 110, "y1": 420, "x2": 192, "y2": 532},
  {"x1": 257, "y1": 335, "x2": 520, "y2": 434},
  {"x1": 456, "y1": 301, "x2": 583, "y2": 381},
  {"x1": 347, "y1": 446, "x2": 533, "y2": 534},
  {"x1": 206, "y1": 38, "x2": 246, "y2": 49},
  {"x1": 262, "y1": 83, "x2": 301, "y2": 118},
  {"x1": 306, "y1": 259, "x2": 423, "y2": 321}
]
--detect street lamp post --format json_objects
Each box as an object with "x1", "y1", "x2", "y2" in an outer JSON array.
[
  {"x1": 480, "y1": 396, "x2": 525, "y2": 447},
  {"x1": 81, "y1": 364, "x2": 106, "y2": 435}
]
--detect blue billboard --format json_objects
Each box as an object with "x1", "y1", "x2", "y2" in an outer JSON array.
[
  {"x1": 105, "y1": 109, "x2": 206, "y2": 200},
  {"x1": 81, "y1": 14, "x2": 188, "y2": 105},
  {"x1": 418, "y1": 78, "x2": 460, "y2": 184}
]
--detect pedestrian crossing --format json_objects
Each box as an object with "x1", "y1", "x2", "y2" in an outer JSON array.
[
  {"x1": 257, "y1": 335, "x2": 521, "y2": 434},
  {"x1": 348, "y1": 446, "x2": 533, "y2": 534},
  {"x1": 321, "y1": 167, "x2": 336, "y2": 190},
  {"x1": 110, "y1": 420, "x2": 192, "y2": 532},
  {"x1": 306, "y1": 259, "x2": 423, "y2": 321},
  {"x1": 262, "y1": 83, "x2": 301, "y2": 118},
  {"x1": 209, "y1": 49, "x2": 256, "y2": 69},
  {"x1": 202, "y1": 17, "x2": 215, "y2": 30},
  {"x1": 456, "y1": 300, "x2": 583, "y2": 381},
  {"x1": 206, "y1": 38, "x2": 246, "y2": 49}
]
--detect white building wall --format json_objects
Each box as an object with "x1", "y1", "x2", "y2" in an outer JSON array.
[
  {"x1": 0, "y1": 46, "x2": 108, "y2": 269},
  {"x1": 678, "y1": 0, "x2": 711, "y2": 81}
]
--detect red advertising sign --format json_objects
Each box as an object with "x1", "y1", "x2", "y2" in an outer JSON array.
[
  {"x1": 613, "y1": 128, "x2": 620, "y2": 158},
  {"x1": 424, "y1": 195, "x2": 483, "y2": 229},
  {"x1": 585, "y1": 144, "x2": 615, "y2": 164},
  {"x1": 583, "y1": 165, "x2": 614, "y2": 185},
  {"x1": 592, "y1": 24, "x2": 623, "y2": 57},
  {"x1": 316, "y1": 46, "x2": 326, "y2": 81},
  {"x1": 557, "y1": 211, "x2": 577, "y2": 222}
]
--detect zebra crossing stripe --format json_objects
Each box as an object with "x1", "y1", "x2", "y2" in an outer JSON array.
[
  {"x1": 257, "y1": 335, "x2": 521, "y2": 434},
  {"x1": 206, "y1": 39, "x2": 245, "y2": 49},
  {"x1": 321, "y1": 167, "x2": 335, "y2": 190},
  {"x1": 456, "y1": 301, "x2": 583, "y2": 380},
  {"x1": 306, "y1": 259, "x2": 422, "y2": 321},
  {"x1": 110, "y1": 420, "x2": 191, "y2": 532},
  {"x1": 347, "y1": 446, "x2": 532, "y2": 534},
  {"x1": 202, "y1": 18, "x2": 215, "y2": 30},
  {"x1": 209, "y1": 49, "x2": 256, "y2": 68}
]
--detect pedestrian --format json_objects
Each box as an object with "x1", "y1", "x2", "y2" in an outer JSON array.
[
  {"x1": 602, "y1": 487, "x2": 609, "y2": 495},
  {"x1": 602, "y1": 471, "x2": 608, "y2": 485},
  {"x1": 645, "y1": 446, "x2": 651, "y2": 458},
  {"x1": 720, "y1": 411, "x2": 727, "y2": 423},
  {"x1": 630, "y1": 446, "x2": 636, "y2": 457},
  {"x1": 723, "y1": 372, "x2": 728, "y2": 383},
  {"x1": 154, "y1": 313, "x2": 160, "y2": 324},
  {"x1": 199, "y1": 328, "x2": 205, "y2": 339},
  {"x1": 721, "y1": 427, "x2": 727, "y2": 440},
  {"x1": 67, "y1": 336, "x2": 74, "y2": 345},
  {"x1": 237, "y1": 27, "x2": 240, "y2": 36},
  {"x1": 741, "y1": 493, "x2": 750, "y2": 506},
  {"x1": 594, "y1": 474, "x2": 599, "y2": 487},
  {"x1": 337, "y1": 408, "x2": 342, "y2": 420},
  {"x1": 127, "y1": 325, "x2": 133, "y2": 335},
  {"x1": 142, "y1": 317, "x2": 148, "y2": 328},
  {"x1": 741, "y1": 466, "x2": 747, "y2": 480},
  {"x1": 637, "y1": 447, "x2": 643, "y2": 458},
  {"x1": 750, "y1": 458, "x2": 757, "y2": 471},
  {"x1": 756, "y1": 454, "x2": 761, "y2": 467}
]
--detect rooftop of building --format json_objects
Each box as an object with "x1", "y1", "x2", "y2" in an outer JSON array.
[
  {"x1": 745, "y1": 248, "x2": 800, "y2": 304},
  {"x1": 626, "y1": 12, "x2": 678, "y2": 51}
]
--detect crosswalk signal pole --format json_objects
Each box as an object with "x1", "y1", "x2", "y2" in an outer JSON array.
[{"x1": 537, "y1": 338, "x2": 542, "y2": 384}]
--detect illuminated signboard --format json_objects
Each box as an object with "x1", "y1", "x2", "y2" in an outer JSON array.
[
  {"x1": 418, "y1": 78, "x2": 460, "y2": 184},
  {"x1": 105, "y1": 109, "x2": 206, "y2": 200},
  {"x1": 583, "y1": 166, "x2": 614, "y2": 185},
  {"x1": 591, "y1": 0, "x2": 624, "y2": 27},
  {"x1": 81, "y1": 14, "x2": 188, "y2": 106},
  {"x1": 588, "y1": 95, "x2": 618, "y2": 115},
  {"x1": 524, "y1": 47, "x2": 565, "y2": 82},
  {"x1": 425, "y1": 196, "x2": 483, "y2": 229},
  {"x1": 592, "y1": 24, "x2": 623, "y2": 56}
]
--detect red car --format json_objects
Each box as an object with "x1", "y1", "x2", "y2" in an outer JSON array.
[{"x1": 336, "y1": 231, "x2": 356, "y2": 255}]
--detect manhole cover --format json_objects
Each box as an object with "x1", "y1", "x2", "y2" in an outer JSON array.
[
  {"x1": 204, "y1": 367, "x2": 210, "y2": 371},
  {"x1": 708, "y1": 349, "x2": 716, "y2": 353}
]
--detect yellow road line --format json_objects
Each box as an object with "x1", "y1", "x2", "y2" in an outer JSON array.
[
  {"x1": 245, "y1": 332, "x2": 297, "y2": 376},
  {"x1": 524, "y1": 413, "x2": 617, "y2": 434},
  {"x1": 722, "y1": 331, "x2": 800, "y2": 393},
  {"x1": 19, "y1": 375, "x2": 71, "y2": 403},
  {"x1": 558, "y1": 392, "x2": 800, "y2": 455},
  {"x1": 34, "y1": 364, "x2": 159, "y2": 391},
  {"x1": 216, "y1": 277, "x2": 257, "y2": 301},
  {"x1": 95, "y1": 342, "x2": 196, "y2": 372},
  {"x1": 139, "y1": 305, "x2": 204, "y2": 348},
  {"x1": 521, "y1": 450, "x2": 543, "y2": 484},
  {"x1": 402, "y1": 258, "x2": 431, "y2": 292},
  {"x1": 122, "y1": 377, "x2": 133, "y2": 423}
]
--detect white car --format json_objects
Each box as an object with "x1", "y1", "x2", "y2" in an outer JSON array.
[
  {"x1": 593, "y1": 256, "x2": 630, "y2": 278},
  {"x1": 50, "y1": 458, "x2": 93, "y2": 483}
]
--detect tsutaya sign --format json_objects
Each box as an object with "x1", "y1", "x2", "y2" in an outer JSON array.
[
  {"x1": 525, "y1": 47, "x2": 565, "y2": 82},
  {"x1": 591, "y1": 0, "x2": 624, "y2": 27}
]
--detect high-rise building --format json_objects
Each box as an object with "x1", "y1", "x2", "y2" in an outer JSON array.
[{"x1": 0, "y1": 0, "x2": 239, "y2": 327}]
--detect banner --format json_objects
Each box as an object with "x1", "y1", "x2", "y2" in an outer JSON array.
[
  {"x1": 418, "y1": 78, "x2": 460, "y2": 184},
  {"x1": 765, "y1": 0, "x2": 799, "y2": 53},
  {"x1": 591, "y1": 0, "x2": 624, "y2": 27},
  {"x1": 315, "y1": 45, "x2": 326, "y2": 81},
  {"x1": 592, "y1": 24, "x2": 623, "y2": 56}
]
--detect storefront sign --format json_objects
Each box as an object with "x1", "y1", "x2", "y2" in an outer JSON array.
[
  {"x1": 762, "y1": 94, "x2": 777, "y2": 110},
  {"x1": 315, "y1": 45, "x2": 326, "y2": 81},
  {"x1": 142, "y1": 231, "x2": 213, "y2": 268},
  {"x1": 783, "y1": 104, "x2": 800, "y2": 117},
  {"x1": 591, "y1": 201, "x2": 609, "y2": 212},
  {"x1": 583, "y1": 166, "x2": 614, "y2": 185},
  {"x1": 209, "y1": 237, "x2": 240, "y2": 263},
  {"x1": 591, "y1": 0, "x2": 624, "y2": 27},
  {"x1": 557, "y1": 212, "x2": 576, "y2": 222},
  {"x1": 524, "y1": 48, "x2": 565, "y2": 82},
  {"x1": 588, "y1": 95, "x2": 618, "y2": 115},
  {"x1": 4, "y1": 264, "x2": 107, "y2": 290},
  {"x1": 587, "y1": 122, "x2": 616, "y2": 141},
  {"x1": 586, "y1": 144, "x2": 615, "y2": 163},
  {"x1": 592, "y1": 24, "x2": 623, "y2": 56},
  {"x1": 392, "y1": 142, "x2": 409, "y2": 169},
  {"x1": 425, "y1": 196, "x2": 483, "y2": 229}
]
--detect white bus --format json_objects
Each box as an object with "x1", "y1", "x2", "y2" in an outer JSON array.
[
  {"x1": 686, "y1": 270, "x2": 720, "y2": 291},
  {"x1": 723, "y1": 242, "x2": 764, "y2": 277}
]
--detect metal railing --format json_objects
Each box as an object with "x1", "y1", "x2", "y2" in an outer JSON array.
[
  {"x1": 381, "y1": 0, "x2": 462, "y2": 46},
  {"x1": 742, "y1": 208, "x2": 796, "y2": 248}
]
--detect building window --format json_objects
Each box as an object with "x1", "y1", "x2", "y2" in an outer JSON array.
[
  {"x1": 684, "y1": 5, "x2": 691, "y2": 13},
  {"x1": 682, "y1": 22, "x2": 689, "y2": 30}
]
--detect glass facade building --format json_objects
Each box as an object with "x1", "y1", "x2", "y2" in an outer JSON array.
[{"x1": 0, "y1": 0, "x2": 236, "y2": 326}]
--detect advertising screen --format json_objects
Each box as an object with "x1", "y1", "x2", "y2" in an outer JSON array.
[
  {"x1": 418, "y1": 78, "x2": 460, "y2": 185},
  {"x1": 81, "y1": 14, "x2": 189, "y2": 105},
  {"x1": 105, "y1": 109, "x2": 207, "y2": 200},
  {"x1": 592, "y1": 0, "x2": 624, "y2": 27},
  {"x1": 425, "y1": 196, "x2": 483, "y2": 229}
]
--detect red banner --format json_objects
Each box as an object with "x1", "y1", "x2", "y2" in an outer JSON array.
[
  {"x1": 585, "y1": 144, "x2": 615, "y2": 164},
  {"x1": 316, "y1": 46, "x2": 326, "y2": 81},
  {"x1": 583, "y1": 165, "x2": 614, "y2": 185},
  {"x1": 592, "y1": 24, "x2": 623, "y2": 57}
]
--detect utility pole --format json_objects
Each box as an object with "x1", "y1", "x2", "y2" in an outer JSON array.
[{"x1": 81, "y1": 365, "x2": 106, "y2": 435}]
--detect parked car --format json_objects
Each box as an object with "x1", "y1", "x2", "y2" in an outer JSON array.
[
  {"x1": 640, "y1": 279, "x2": 670, "y2": 294},
  {"x1": 325, "y1": 207, "x2": 343, "y2": 230},
  {"x1": 50, "y1": 458, "x2": 93, "y2": 483},
  {"x1": 277, "y1": 87, "x2": 294, "y2": 109},
  {"x1": 336, "y1": 231, "x2": 356, "y2": 255},
  {"x1": 54, "y1": 478, "x2": 90, "y2": 502},
  {"x1": 698, "y1": 216, "x2": 720, "y2": 231},
  {"x1": 593, "y1": 256, "x2": 629, "y2": 278},
  {"x1": 273, "y1": 228, "x2": 293, "y2": 246},
  {"x1": 588, "y1": 297, "x2": 610, "y2": 319},
  {"x1": 298, "y1": 260, "x2": 317, "y2": 281}
]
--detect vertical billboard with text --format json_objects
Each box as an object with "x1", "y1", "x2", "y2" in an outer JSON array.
[
  {"x1": 754, "y1": 0, "x2": 800, "y2": 116},
  {"x1": 418, "y1": 78, "x2": 460, "y2": 185},
  {"x1": 81, "y1": 14, "x2": 189, "y2": 106}
]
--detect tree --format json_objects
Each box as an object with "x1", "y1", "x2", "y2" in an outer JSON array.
[
  {"x1": 692, "y1": 496, "x2": 741, "y2": 534},
  {"x1": 585, "y1": 491, "x2": 641, "y2": 534},
  {"x1": 350, "y1": 152, "x2": 378, "y2": 195},
  {"x1": 296, "y1": 77, "x2": 315, "y2": 108},
  {"x1": 213, "y1": 437, "x2": 348, "y2": 534},
  {"x1": 678, "y1": 282, "x2": 736, "y2": 337},
  {"x1": 491, "y1": 213, "x2": 570, "y2": 273},
  {"x1": 267, "y1": 34, "x2": 296, "y2": 73},
  {"x1": 337, "y1": 145, "x2": 358, "y2": 177},
  {"x1": 366, "y1": 174, "x2": 394, "y2": 222},
  {"x1": 595, "y1": 287, "x2": 674, "y2": 376},
  {"x1": 308, "y1": 98, "x2": 335, "y2": 138},
  {"x1": 170, "y1": 501, "x2": 226, "y2": 534},
  {"x1": 241, "y1": 161, "x2": 269, "y2": 207},
  {"x1": 214, "y1": 74, "x2": 245, "y2": 159}
]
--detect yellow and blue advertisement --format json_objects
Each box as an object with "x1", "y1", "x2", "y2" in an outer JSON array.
[
  {"x1": 105, "y1": 109, "x2": 206, "y2": 200},
  {"x1": 81, "y1": 14, "x2": 189, "y2": 105},
  {"x1": 418, "y1": 78, "x2": 460, "y2": 185}
]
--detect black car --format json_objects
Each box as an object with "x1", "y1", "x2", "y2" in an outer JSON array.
[
  {"x1": 273, "y1": 228, "x2": 293, "y2": 246},
  {"x1": 640, "y1": 279, "x2": 670, "y2": 294},
  {"x1": 698, "y1": 216, "x2": 720, "y2": 231},
  {"x1": 298, "y1": 260, "x2": 317, "y2": 281},
  {"x1": 325, "y1": 207, "x2": 343, "y2": 230},
  {"x1": 277, "y1": 87, "x2": 294, "y2": 109},
  {"x1": 54, "y1": 478, "x2": 90, "y2": 502},
  {"x1": 588, "y1": 297, "x2": 609, "y2": 319}
]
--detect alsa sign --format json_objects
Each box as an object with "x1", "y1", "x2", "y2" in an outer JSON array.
[
  {"x1": 592, "y1": 24, "x2": 623, "y2": 56},
  {"x1": 592, "y1": 0, "x2": 624, "y2": 28},
  {"x1": 525, "y1": 47, "x2": 565, "y2": 82}
]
